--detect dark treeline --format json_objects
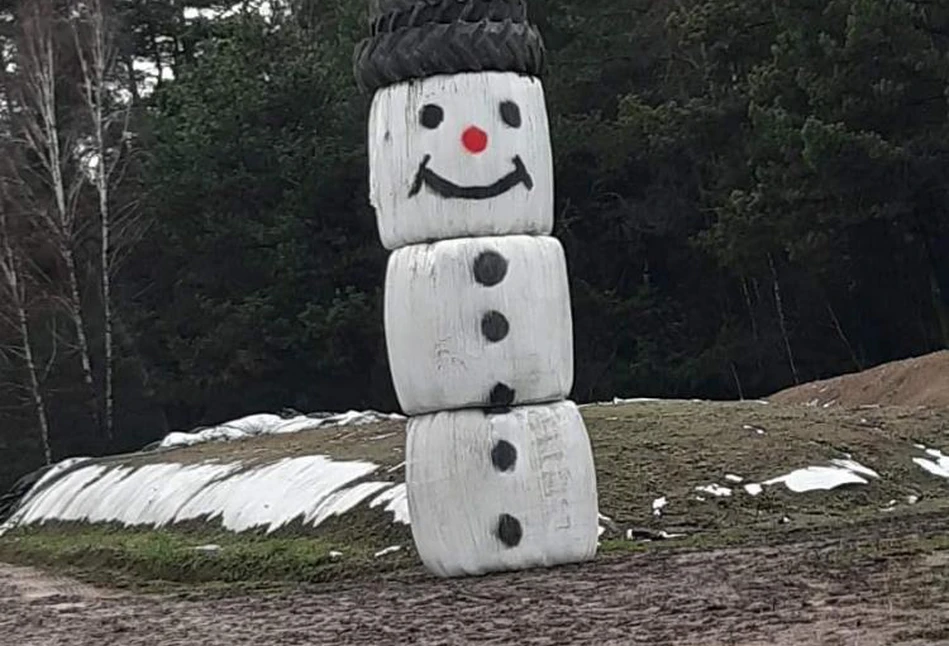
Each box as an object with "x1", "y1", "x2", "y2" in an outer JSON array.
[{"x1": 1, "y1": 0, "x2": 947, "y2": 490}]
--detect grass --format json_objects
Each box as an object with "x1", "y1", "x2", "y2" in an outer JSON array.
[
  {"x1": 2, "y1": 399, "x2": 949, "y2": 591},
  {"x1": 0, "y1": 523, "x2": 415, "y2": 594}
]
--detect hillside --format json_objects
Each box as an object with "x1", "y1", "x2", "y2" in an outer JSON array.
[
  {"x1": 2, "y1": 397, "x2": 948, "y2": 587},
  {"x1": 769, "y1": 351, "x2": 949, "y2": 408}
]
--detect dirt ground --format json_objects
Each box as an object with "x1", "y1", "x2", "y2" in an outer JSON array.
[
  {"x1": 3, "y1": 517, "x2": 948, "y2": 646},
  {"x1": 769, "y1": 350, "x2": 949, "y2": 408}
]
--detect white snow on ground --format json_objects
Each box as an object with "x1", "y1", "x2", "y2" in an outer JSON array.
[
  {"x1": 761, "y1": 466, "x2": 868, "y2": 493},
  {"x1": 742, "y1": 458, "x2": 879, "y2": 496},
  {"x1": 724, "y1": 474, "x2": 743, "y2": 483},
  {"x1": 374, "y1": 545, "x2": 402, "y2": 558},
  {"x1": 158, "y1": 410, "x2": 405, "y2": 449},
  {"x1": 1, "y1": 456, "x2": 410, "y2": 536},
  {"x1": 913, "y1": 446, "x2": 949, "y2": 479},
  {"x1": 369, "y1": 483, "x2": 409, "y2": 525},
  {"x1": 830, "y1": 458, "x2": 881, "y2": 479},
  {"x1": 625, "y1": 529, "x2": 684, "y2": 541},
  {"x1": 193, "y1": 544, "x2": 221, "y2": 553},
  {"x1": 597, "y1": 512, "x2": 612, "y2": 537},
  {"x1": 652, "y1": 497, "x2": 667, "y2": 516},
  {"x1": 695, "y1": 484, "x2": 732, "y2": 497}
]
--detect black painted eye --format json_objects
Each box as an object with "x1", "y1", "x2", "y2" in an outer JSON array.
[
  {"x1": 420, "y1": 104, "x2": 444, "y2": 129},
  {"x1": 500, "y1": 101, "x2": 521, "y2": 128}
]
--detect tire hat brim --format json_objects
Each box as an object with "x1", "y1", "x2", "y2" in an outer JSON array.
[{"x1": 354, "y1": 2, "x2": 545, "y2": 94}]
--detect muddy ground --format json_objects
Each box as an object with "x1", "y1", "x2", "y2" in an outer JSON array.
[
  {"x1": 3, "y1": 515, "x2": 948, "y2": 646},
  {"x1": 769, "y1": 350, "x2": 949, "y2": 408}
]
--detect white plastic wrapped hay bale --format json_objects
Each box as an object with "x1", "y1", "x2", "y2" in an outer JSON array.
[
  {"x1": 384, "y1": 234, "x2": 573, "y2": 415},
  {"x1": 406, "y1": 400, "x2": 598, "y2": 578},
  {"x1": 367, "y1": 71, "x2": 554, "y2": 250}
]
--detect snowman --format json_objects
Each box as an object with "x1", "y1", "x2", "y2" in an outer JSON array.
[{"x1": 355, "y1": 0, "x2": 598, "y2": 577}]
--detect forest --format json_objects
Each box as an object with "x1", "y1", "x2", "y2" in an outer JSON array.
[{"x1": 0, "y1": 0, "x2": 947, "y2": 490}]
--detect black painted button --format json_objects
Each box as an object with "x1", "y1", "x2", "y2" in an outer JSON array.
[
  {"x1": 473, "y1": 251, "x2": 508, "y2": 287},
  {"x1": 489, "y1": 383, "x2": 515, "y2": 407},
  {"x1": 497, "y1": 514, "x2": 522, "y2": 547},
  {"x1": 481, "y1": 311, "x2": 509, "y2": 343},
  {"x1": 491, "y1": 440, "x2": 517, "y2": 472}
]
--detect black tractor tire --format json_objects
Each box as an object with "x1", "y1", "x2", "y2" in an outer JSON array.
[
  {"x1": 355, "y1": 20, "x2": 546, "y2": 93},
  {"x1": 370, "y1": 0, "x2": 528, "y2": 34}
]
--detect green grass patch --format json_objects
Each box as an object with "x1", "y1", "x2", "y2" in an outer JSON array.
[{"x1": 0, "y1": 524, "x2": 415, "y2": 594}]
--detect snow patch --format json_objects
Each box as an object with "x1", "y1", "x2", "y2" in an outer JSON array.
[
  {"x1": 158, "y1": 410, "x2": 404, "y2": 449},
  {"x1": 912, "y1": 445, "x2": 949, "y2": 479},
  {"x1": 374, "y1": 545, "x2": 402, "y2": 558},
  {"x1": 369, "y1": 483, "x2": 410, "y2": 525},
  {"x1": 914, "y1": 457, "x2": 949, "y2": 478},
  {"x1": 597, "y1": 512, "x2": 612, "y2": 537},
  {"x1": 193, "y1": 544, "x2": 221, "y2": 553},
  {"x1": 625, "y1": 528, "x2": 684, "y2": 541},
  {"x1": 695, "y1": 484, "x2": 732, "y2": 497},
  {"x1": 724, "y1": 474, "x2": 743, "y2": 483},
  {"x1": 829, "y1": 458, "x2": 880, "y2": 480},
  {"x1": 761, "y1": 466, "x2": 867, "y2": 493},
  {"x1": 742, "y1": 458, "x2": 877, "y2": 495},
  {"x1": 652, "y1": 497, "x2": 667, "y2": 516},
  {"x1": 744, "y1": 483, "x2": 763, "y2": 496},
  {"x1": 386, "y1": 461, "x2": 406, "y2": 474}
]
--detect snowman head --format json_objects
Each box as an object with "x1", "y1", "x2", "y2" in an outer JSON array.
[
  {"x1": 355, "y1": 5, "x2": 550, "y2": 249},
  {"x1": 367, "y1": 72, "x2": 553, "y2": 249}
]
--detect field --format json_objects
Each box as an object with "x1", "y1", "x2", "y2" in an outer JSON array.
[{"x1": 2, "y1": 361, "x2": 949, "y2": 644}]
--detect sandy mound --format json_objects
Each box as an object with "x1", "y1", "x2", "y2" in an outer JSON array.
[{"x1": 768, "y1": 350, "x2": 949, "y2": 407}]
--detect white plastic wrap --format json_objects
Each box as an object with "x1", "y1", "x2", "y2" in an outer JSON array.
[
  {"x1": 0, "y1": 457, "x2": 410, "y2": 535},
  {"x1": 368, "y1": 72, "x2": 554, "y2": 250},
  {"x1": 385, "y1": 235, "x2": 573, "y2": 415},
  {"x1": 406, "y1": 400, "x2": 598, "y2": 578}
]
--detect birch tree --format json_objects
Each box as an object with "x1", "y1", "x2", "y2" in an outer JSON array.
[
  {"x1": 12, "y1": 0, "x2": 100, "y2": 434},
  {"x1": 0, "y1": 164, "x2": 52, "y2": 465},
  {"x1": 71, "y1": 0, "x2": 132, "y2": 440},
  {"x1": 0, "y1": 38, "x2": 52, "y2": 463}
]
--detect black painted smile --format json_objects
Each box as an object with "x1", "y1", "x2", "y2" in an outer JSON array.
[{"x1": 408, "y1": 155, "x2": 534, "y2": 200}]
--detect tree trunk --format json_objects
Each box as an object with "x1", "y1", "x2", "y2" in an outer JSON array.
[
  {"x1": 0, "y1": 214, "x2": 53, "y2": 465},
  {"x1": 729, "y1": 361, "x2": 744, "y2": 401},
  {"x1": 15, "y1": 287, "x2": 52, "y2": 465},
  {"x1": 63, "y1": 246, "x2": 102, "y2": 435},
  {"x1": 101, "y1": 204, "x2": 114, "y2": 440},
  {"x1": 93, "y1": 84, "x2": 114, "y2": 441},
  {"x1": 769, "y1": 253, "x2": 799, "y2": 385},
  {"x1": 826, "y1": 298, "x2": 862, "y2": 372}
]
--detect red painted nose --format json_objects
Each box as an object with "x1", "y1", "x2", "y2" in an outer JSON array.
[{"x1": 462, "y1": 126, "x2": 488, "y2": 154}]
